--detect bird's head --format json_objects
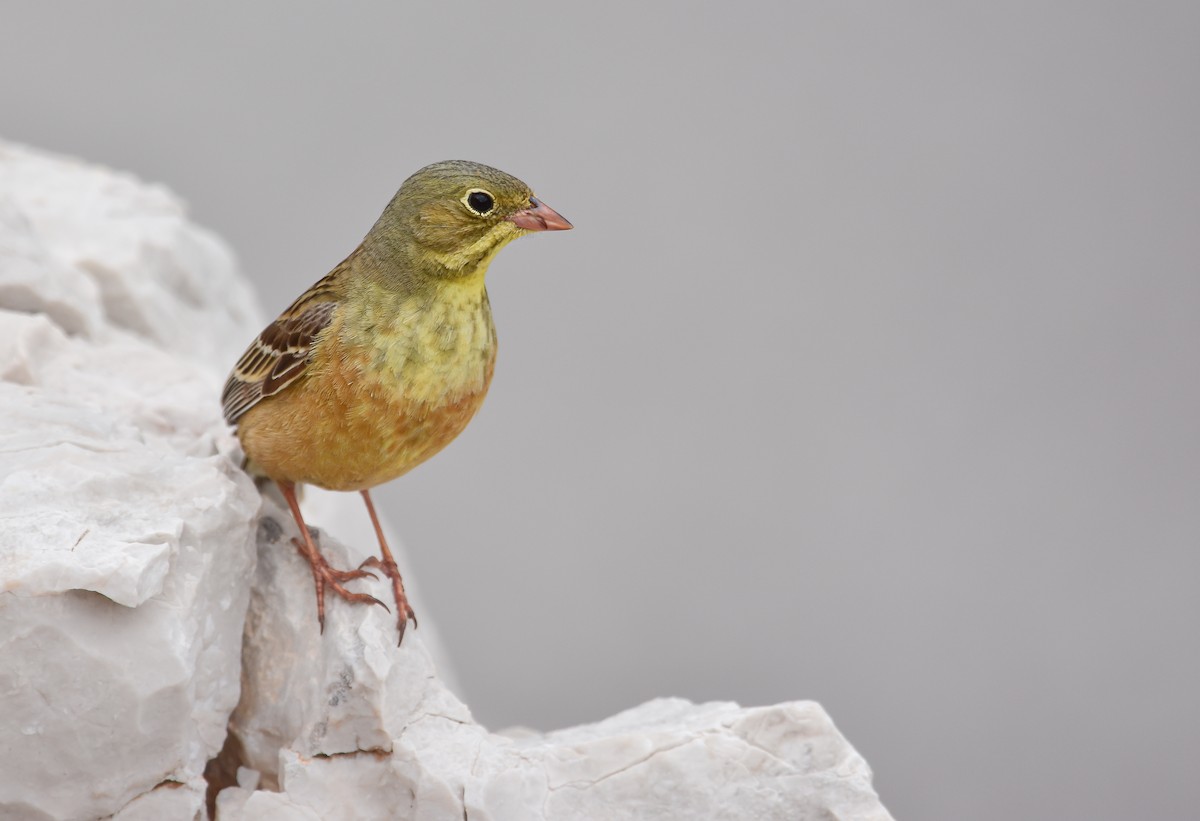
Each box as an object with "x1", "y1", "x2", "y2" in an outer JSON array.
[{"x1": 368, "y1": 160, "x2": 571, "y2": 279}]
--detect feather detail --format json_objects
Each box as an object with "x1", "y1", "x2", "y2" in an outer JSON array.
[{"x1": 222, "y1": 298, "x2": 338, "y2": 425}]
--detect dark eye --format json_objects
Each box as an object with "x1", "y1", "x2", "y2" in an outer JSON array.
[{"x1": 465, "y1": 190, "x2": 495, "y2": 215}]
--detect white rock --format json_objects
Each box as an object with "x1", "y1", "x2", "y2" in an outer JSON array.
[
  {"x1": 0, "y1": 141, "x2": 260, "y2": 367},
  {"x1": 227, "y1": 495, "x2": 471, "y2": 780},
  {"x1": 217, "y1": 497, "x2": 892, "y2": 820},
  {"x1": 0, "y1": 141, "x2": 264, "y2": 819},
  {"x1": 215, "y1": 787, "x2": 322, "y2": 821},
  {"x1": 0, "y1": 198, "x2": 106, "y2": 338},
  {"x1": 0, "y1": 330, "x2": 256, "y2": 820},
  {"x1": 110, "y1": 780, "x2": 207, "y2": 821},
  {"x1": 0, "y1": 140, "x2": 892, "y2": 820}
]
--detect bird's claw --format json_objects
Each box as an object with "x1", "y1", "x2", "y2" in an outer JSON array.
[
  {"x1": 292, "y1": 537, "x2": 389, "y2": 633},
  {"x1": 360, "y1": 554, "x2": 418, "y2": 645},
  {"x1": 327, "y1": 566, "x2": 378, "y2": 583}
]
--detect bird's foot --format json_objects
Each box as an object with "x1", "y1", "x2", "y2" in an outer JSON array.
[
  {"x1": 360, "y1": 555, "x2": 418, "y2": 645},
  {"x1": 291, "y1": 537, "x2": 389, "y2": 633}
]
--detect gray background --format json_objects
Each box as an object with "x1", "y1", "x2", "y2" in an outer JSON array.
[{"x1": 4, "y1": 3, "x2": 1198, "y2": 819}]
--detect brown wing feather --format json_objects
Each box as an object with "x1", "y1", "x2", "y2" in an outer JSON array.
[
  {"x1": 222, "y1": 249, "x2": 362, "y2": 426},
  {"x1": 222, "y1": 298, "x2": 338, "y2": 426}
]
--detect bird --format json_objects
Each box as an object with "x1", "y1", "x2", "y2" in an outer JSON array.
[{"x1": 221, "y1": 160, "x2": 571, "y2": 643}]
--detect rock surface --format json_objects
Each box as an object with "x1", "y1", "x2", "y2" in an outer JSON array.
[
  {"x1": 0, "y1": 141, "x2": 262, "y2": 821},
  {"x1": 0, "y1": 141, "x2": 893, "y2": 820}
]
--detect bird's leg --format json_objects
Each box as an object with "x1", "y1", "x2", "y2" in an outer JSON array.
[
  {"x1": 358, "y1": 489, "x2": 418, "y2": 645},
  {"x1": 277, "y1": 480, "x2": 387, "y2": 633}
]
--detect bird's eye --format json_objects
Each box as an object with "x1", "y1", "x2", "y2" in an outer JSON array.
[{"x1": 464, "y1": 189, "x2": 495, "y2": 216}]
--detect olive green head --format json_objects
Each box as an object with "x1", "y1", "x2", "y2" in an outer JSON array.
[{"x1": 367, "y1": 160, "x2": 571, "y2": 277}]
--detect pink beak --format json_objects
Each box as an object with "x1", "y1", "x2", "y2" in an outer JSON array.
[{"x1": 508, "y1": 197, "x2": 573, "y2": 232}]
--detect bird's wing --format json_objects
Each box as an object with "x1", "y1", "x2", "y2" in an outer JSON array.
[{"x1": 221, "y1": 294, "x2": 338, "y2": 426}]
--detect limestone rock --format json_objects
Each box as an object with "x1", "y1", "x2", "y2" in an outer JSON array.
[
  {"x1": 0, "y1": 141, "x2": 259, "y2": 366},
  {"x1": 0, "y1": 141, "x2": 263, "y2": 820},
  {"x1": 216, "y1": 496, "x2": 892, "y2": 821},
  {"x1": 110, "y1": 781, "x2": 208, "y2": 821},
  {"x1": 225, "y1": 495, "x2": 471, "y2": 784}
]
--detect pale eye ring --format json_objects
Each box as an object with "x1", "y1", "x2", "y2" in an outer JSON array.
[{"x1": 463, "y1": 189, "x2": 496, "y2": 216}]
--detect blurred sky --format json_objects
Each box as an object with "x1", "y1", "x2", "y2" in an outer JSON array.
[{"x1": 3, "y1": 3, "x2": 1199, "y2": 820}]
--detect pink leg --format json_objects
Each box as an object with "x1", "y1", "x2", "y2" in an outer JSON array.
[
  {"x1": 277, "y1": 481, "x2": 386, "y2": 633},
  {"x1": 359, "y1": 489, "x2": 418, "y2": 645}
]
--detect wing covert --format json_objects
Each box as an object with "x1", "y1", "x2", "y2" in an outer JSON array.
[{"x1": 221, "y1": 300, "x2": 337, "y2": 425}]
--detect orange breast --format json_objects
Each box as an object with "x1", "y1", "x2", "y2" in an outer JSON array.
[{"x1": 237, "y1": 342, "x2": 496, "y2": 492}]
